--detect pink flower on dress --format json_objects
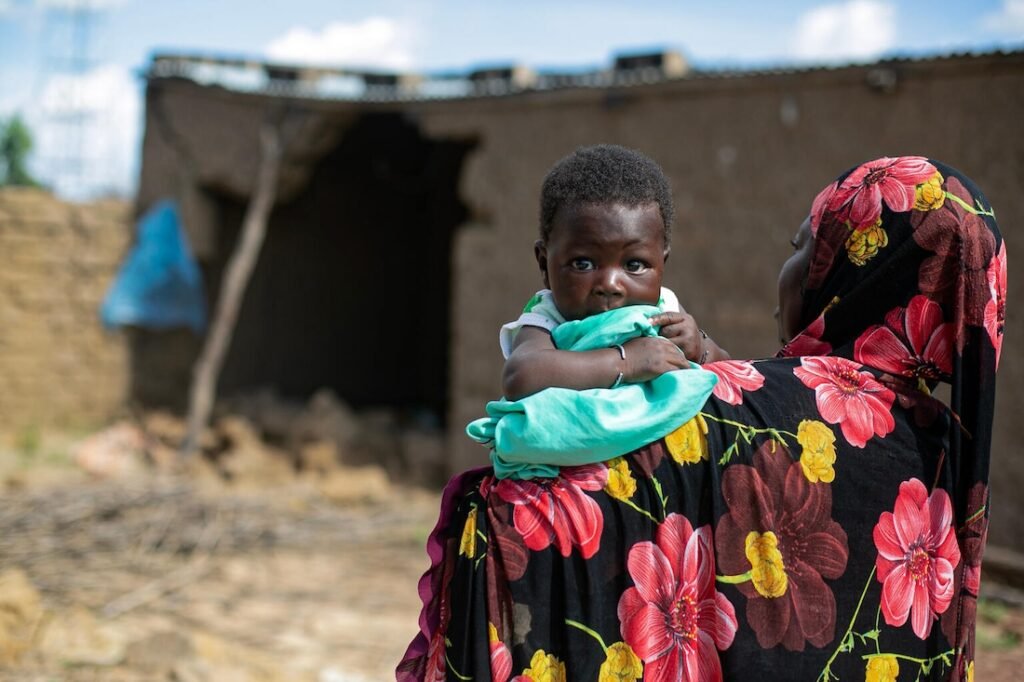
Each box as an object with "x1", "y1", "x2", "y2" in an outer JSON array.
[
  {"x1": 793, "y1": 356, "x2": 896, "y2": 448},
  {"x1": 494, "y1": 463, "x2": 608, "y2": 559},
  {"x1": 490, "y1": 633, "x2": 512, "y2": 682},
  {"x1": 854, "y1": 295, "x2": 953, "y2": 382},
  {"x1": 706, "y1": 361, "x2": 766, "y2": 405},
  {"x1": 873, "y1": 479, "x2": 961, "y2": 639},
  {"x1": 619, "y1": 514, "x2": 737, "y2": 682},
  {"x1": 828, "y1": 156, "x2": 937, "y2": 228},
  {"x1": 779, "y1": 316, "x2": 832, "y2": 358},
  {"x1": 424, "y1": 631, "x2": 447, "y2": 682},
  {"x1": 810, "y1": 181, "x2": 839, "y2": 235},
  {"x1": 985, "y1": 242, "x2": 1007, "y2": 367}
]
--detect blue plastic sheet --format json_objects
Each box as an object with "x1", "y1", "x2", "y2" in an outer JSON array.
[{"x1": 101, "y1": 200, "x2": 207, "y2": 333}]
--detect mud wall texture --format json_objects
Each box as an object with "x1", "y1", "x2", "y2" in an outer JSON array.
[
  {"x1": 411, "y1": 54, "x2": 1024, "y2": 546},
  {"x1": 136, "y1": 52, "x2": 1024, "y2": 546},
  {"x1": 0, "y1": 188, "x2": 131, "y2": 432}
]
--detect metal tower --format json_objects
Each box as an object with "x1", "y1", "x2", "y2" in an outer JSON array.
[{"x1": 36, "y1": 0, "x2": 99, "y2": 199}]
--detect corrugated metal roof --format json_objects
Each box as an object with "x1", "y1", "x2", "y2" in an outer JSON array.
[{"x1": 145, "y1": 47, "x2": 1024, "y2": 103}]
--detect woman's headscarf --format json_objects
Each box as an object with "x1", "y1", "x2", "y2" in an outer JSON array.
[
  {"x1": 779, "y1": 157, "x2": 1006, "y2": 675},
  {"x1": 780, "y1": 157, "x2": 1005, "y2": 507}
]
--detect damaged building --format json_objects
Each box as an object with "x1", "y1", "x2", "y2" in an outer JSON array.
[{"x1": 133, "y1": 48, "x2": 1024, "y2": 542}]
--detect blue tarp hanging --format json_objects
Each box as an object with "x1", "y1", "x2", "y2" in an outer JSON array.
[{"x1": 101, "y1": 199, "x2": 207, "y2": 333}]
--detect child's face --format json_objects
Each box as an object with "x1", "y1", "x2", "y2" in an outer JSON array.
[{"x1": 536, "y1": 201, "x2": 667, "y2": 321}]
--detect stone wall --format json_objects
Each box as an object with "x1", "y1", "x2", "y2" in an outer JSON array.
[{"x1": 0, "y1": 188, "x2": 131, "y2": 432}]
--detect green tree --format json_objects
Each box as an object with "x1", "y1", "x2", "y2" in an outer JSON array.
[{"x1": 0, "y1": 115, "x2": 40, "y2": 187}]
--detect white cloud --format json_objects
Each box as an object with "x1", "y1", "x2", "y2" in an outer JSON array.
[
  {"x1": 265, "y1": 17, "x2": 416, "y2": 70},
  {"x1": 26, "y1": 63, "x2": 141, "y2": 199},
  {"x1": 982, "y1": 0, "x2": 1024, "y2": 36},
  {"x1": 793, "y1": 0, "x2": 896, "y2": 63}
]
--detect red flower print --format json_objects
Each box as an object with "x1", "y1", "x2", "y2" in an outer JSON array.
[
  {"x1": 828, "y1": 156, "x2": 936, "y2": 228},
  {"x1": 632, "y1": 441, "x2": 667, "y2": 478},
  {"x1": 810, "y1": 181, "x2": 838, "y2": 235},
  {"x1": 706, "y1": 361, "x2": 766, "y2": 405},
  {"x1": 911, "y1": 177, "x2": 996, "y2": 349},
  {"x1": 873, "y1": 479, "x2": 961, "y2": 640},
  {"x1": 489, "y1": 624, "x2": 513, "y2": 682},
  {"x1": 424, "y1": 630, "x2": 447, "y2": 682},
  {"x1": 495, "y1": 464, "x2": 607, "y2": 559},
  {"x1": 794, "y1": 356, "x2": 896, "y2": 448},
  {"x1": 715, "y1": 443, "x2": 849, "y2": 651},
  {"x1": 779, "y1": 316, "x2": 832, "y2": 358},
  {"x1": 854, "y1": 295, "x2": 953, "y2": 382},
  {"x1": 619, "y1": 514, "x2": 737, "y2": 681},
  {"x1": 985, "y1": 242, "x2": 1007, "y2": 367}
]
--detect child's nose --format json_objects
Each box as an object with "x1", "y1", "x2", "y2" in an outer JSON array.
[{"x1": 593, "y1": 269, "x2": 626, "y2": 296}]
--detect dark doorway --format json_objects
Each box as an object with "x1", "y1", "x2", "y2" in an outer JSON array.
[{"x1": 210, "y1": 113, "x2": 474, "y2": 425}]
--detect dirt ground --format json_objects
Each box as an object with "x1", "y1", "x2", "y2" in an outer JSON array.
[
  {"x1": 2, "y1": 447, "x2": 1023, "y2": 681},
  {"x1": 0, "y1": 473, "x2": 438, "y2": 681}
]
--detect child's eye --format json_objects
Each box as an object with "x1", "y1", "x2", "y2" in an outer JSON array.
[
  {"x1": 625, "y1": 260, "x2": 649, "y2": 273},
  {"x1": 571, "y1": 258, "x2": 595, "y2": 271}
]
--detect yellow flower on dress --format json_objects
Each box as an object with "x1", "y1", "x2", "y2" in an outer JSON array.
[
  {"x1": 598, "y1": 642, "x2": 643, "y2": 682},
  {"x1": 845, "y1": 218, "x2": 889, "y2": 266},
  {"x1": 914, "y1": 171, "x2": 945, "y2": 211},
  {"x1": 604, "y1": 457, "x2": 637, "y2": 501},
  {"x1": 488, "y1": 622, "x2": 500, "y2": 643},
  {"x1": 520, "y1": 650, "x2": 567, "y2": 682},
  {"x1": 823, "y1": 296, "x2": 841, "y2": 315},
  {"x1": 797, "y1": 419, "x2": 837, "y2": 484},
  {"x1": 967, "y1": 660, "x2": 974, "y2": 682},
  {"x1": 665, "y1": 415, "x2": 708, "y2": 464},
  {"x1": 459, "y1": 506, "x2": 478, "y2": 558},
  {"x1": 865, "y1": 654, "x2": 899, "y2": 682},
  {"x1": 745, "y1": 531, "x2": 788, "y2": 598}
]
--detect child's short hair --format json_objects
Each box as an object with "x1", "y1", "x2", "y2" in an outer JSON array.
[{"x1": 539, "y1": 144, "x2": 674, "y2": 244}]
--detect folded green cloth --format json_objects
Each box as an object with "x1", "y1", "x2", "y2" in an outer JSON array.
[{"x1": 466, "y1": 305, "x2": 718, "y2": 479}]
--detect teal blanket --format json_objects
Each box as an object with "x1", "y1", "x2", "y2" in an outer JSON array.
[{"x1": 466, "y1": 306, "x2": 718, "y2": 479}]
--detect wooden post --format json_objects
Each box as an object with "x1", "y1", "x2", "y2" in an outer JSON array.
[{"x1": 181, "y1": 122, "x2": 283, "y2": 458}]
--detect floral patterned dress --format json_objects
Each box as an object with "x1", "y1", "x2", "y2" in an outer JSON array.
[{"x1": 398, "y1": 158, "x2": 1005, "y2": 682}]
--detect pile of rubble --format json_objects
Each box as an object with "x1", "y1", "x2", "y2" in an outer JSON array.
[{"x1": 70, "y1": 388, "x2": 448, "y2": 495}]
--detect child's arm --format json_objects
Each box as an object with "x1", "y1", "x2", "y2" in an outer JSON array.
[
  {"x1": 649, "y1": 310, "x2": 731, "y2": 364},
  {"x1": 502, "y1": 326, "x2": 691, "y2": 401}
]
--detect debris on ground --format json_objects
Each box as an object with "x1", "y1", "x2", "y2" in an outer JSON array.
[{"x1": 59, "y1": 389, "x2": 447, "y2": 490}]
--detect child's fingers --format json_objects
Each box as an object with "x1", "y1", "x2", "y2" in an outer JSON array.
[
  {"x1": 659, "y1": 321, "x2": 693, "y2": 338},
  {"x1": 649, "y1": 311, "x2": 686, "y2": 326}
]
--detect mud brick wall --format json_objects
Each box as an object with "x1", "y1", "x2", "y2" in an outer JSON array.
[
  {"x1": 412, "y1": 55, "x2": 1024, "y2": 546},
  {"x1": 0, "y1": 188, "x2": 131, "y2": 431}
]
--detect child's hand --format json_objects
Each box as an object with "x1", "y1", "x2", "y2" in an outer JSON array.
[
  {"x1": 648, "y1": 310, "x2": 731, "y2": 364},
  {"x1": 622, "y1": 336, "x2": 691, "y2": 382}
]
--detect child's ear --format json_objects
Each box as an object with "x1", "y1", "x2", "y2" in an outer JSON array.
[{"x1": 534, "y1": 240, "x2": 550, "y2": 289}]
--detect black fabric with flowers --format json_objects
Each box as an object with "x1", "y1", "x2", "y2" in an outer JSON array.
[{"x1": 398, "y1": 158, "x2": 1005, "y2": 682}]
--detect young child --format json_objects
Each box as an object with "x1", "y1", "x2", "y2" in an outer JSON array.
[{"x1": 500, "y1": 144, "x2": 729, "y2": 401}]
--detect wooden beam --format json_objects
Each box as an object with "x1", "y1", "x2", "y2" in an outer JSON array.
[{"x1": 181, "y1": 121, "x2": 282, "y2": 458}]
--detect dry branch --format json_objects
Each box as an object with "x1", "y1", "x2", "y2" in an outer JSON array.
[{"x1": 181, "y1": 121, "x2": 284, "y2": 457}]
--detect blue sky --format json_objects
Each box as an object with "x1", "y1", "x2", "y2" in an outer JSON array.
[{"x1": 1, "y1": 0, "x2": 1023, "y2": 199}]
